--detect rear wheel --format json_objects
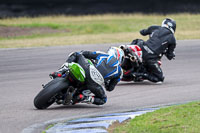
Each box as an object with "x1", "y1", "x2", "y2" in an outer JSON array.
[{"x1": 34, "y1": 78, "x2": 69, "y2": 109}]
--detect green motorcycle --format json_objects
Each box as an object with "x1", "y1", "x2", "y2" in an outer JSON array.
[{"x1": 34, "y1": 62, "x2": 91, "y2": 109}]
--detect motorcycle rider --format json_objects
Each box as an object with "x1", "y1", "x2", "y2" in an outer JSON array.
[
  {"x1": 121, "y1": 18, "x2": 176, "y2": 83},
  {"x1": 50, "y1": 47, "x2": 124, "y2": 105}
]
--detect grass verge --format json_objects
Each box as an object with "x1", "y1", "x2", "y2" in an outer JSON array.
[
  {"x1": 0, "y1": 32, "x2": 148, "y2": 48},
  {"x1": 0, "y1": 13, "x2": 200, "y2": 48},
  {"x1": 113, "y1": 101, "x2": 200, "y2": 133}
]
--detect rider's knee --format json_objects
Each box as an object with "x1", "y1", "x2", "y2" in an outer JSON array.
[
  {"x1": 157, "y1": 74, "x2": 165, "y2": 82},
  {"x1": 147, "y1": 74, "x2": 164, "y2": 83},
  {"x1": 93, "y1": 96, "x2": 107, "y2": 105},
  {"x1": 102, "y1": 96, "x2": 107, "y2": 104}
]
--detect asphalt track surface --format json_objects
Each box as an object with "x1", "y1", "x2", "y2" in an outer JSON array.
[{"x1": 0, "y1": 40, "x2": 200, "y2": 133}]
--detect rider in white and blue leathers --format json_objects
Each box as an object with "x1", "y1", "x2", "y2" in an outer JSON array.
[{"x1": 57, "y1": 47, "x2": 124, "y2": 105}]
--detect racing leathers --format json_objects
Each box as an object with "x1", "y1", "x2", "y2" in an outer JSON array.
[
  {"x1": 133, "y1": 26, "x2": 176, "y2": 82},
  {"x1": 66, "y1": 51, "x2": 122, "y2": 105}
]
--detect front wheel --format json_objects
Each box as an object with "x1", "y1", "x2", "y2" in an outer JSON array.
[{"x1": 34, "y1": 78, "x2": 69, "y2": 109}]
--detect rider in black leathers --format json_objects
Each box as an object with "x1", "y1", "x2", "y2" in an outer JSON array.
[
  {"x1": 50, "y1": 47, "x2": 124, "y2": 105},
  {"x1": 122, "y1": 18, "x2": 177, "y2": 83}
]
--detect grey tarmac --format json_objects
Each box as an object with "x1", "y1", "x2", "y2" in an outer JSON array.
[{"x1": 0, "y1": 40, "x2": 200, "y2": 133}]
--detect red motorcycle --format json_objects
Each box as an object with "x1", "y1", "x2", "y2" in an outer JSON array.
[{"x1": 120, "y1": 44, "x2": 162, "y2": 82}]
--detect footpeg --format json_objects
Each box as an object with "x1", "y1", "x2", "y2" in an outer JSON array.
[{"x1": 63, "y1": 86, "x2": 76, "y2": 105}]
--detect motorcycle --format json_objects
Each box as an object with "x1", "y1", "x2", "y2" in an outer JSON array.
[
  {"x1": 34, "y1": 61, "x2": 94, "y2": 109},
  {"x1": 120, "y1": 44, "x2": 162, "y2": 82}
]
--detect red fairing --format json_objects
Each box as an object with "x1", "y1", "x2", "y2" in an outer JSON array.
[
  {"x1": 128, "y1": 45, "x2": 143, "y2": 62},
  {"x1": 135, "y1": 45, "x2": 141, "y2": 51}
]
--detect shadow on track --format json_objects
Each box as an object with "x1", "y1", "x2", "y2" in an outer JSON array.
[
  {"x1": 44, "y1": 104, "x2": 103, "y2": 110},
  {"x1": 117, "y1": 81, "x2": 163, "y2": 86}
]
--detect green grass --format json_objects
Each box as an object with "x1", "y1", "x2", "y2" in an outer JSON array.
[
  {"x1": 113, "y1": 101, "x2": 200, "y2": 133},
  {"x1": 0, "y1": 13, "x2": 200, "y2": 48},
  {"x1": 14, "y1": 23, "x2": 63, "y2": 29}
]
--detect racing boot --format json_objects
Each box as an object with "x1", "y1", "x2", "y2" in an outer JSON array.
[
  {"x1": 81, "y1": 95, "x2": 94, "y2": 104},
  {"x1": 73, "y1": 94, "x2": 94, "y2": 104},
  {"x1": 72, "y1": 94, "x2": 84, "y2": 105}
]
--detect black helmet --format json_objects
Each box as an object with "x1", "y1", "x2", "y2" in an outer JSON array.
[{"x1": 161, "y1": 18, "x2": 176, "y2": 34}]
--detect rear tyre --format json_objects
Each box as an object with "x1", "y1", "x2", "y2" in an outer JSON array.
[{"x1": 34, "y1": 78, "x2": 69, "y2": 109}]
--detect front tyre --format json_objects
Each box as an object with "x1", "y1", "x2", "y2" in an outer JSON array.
[{"x1": 34, "y1": 78, "x2": 69, "y2": 109}]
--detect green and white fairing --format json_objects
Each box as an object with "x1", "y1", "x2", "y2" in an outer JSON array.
[
  {"x1": 67, "y1": 60, "x2": 104, "y2": 86},
  {"x1": 68, "y1": 62, "x2": 86, "y2": 83}
]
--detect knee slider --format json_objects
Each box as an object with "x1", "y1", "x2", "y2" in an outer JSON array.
[
  {"x1": 159, "y1": 75, "x2": 165, "y2": 82},
  {"x1": 102, "y1": 96, "x2": 107, "y2": 103},
  {"x1": 94, "y1": 95, "x2": 107, "y2": 105}
]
